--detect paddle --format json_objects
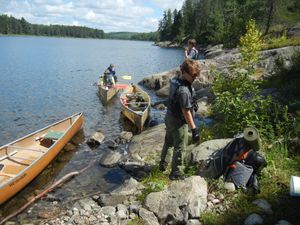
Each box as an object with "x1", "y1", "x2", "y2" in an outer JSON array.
[
  {"x1": 124, "y1": 102, "x2": 149, "y2": 105},
  {"x1": 120, "y1": 75, "x2": 132, "y2": 80}
]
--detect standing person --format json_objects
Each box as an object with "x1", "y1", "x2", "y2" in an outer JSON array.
[
  {"x1": 159, "y1": 59, "x2": 201, "y2": 180},
  {"x1": 184, "y1": 39, "x2": 198, "y2": 60}
]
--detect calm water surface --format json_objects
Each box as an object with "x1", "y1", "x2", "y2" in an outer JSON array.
[{"x1": 0, "y1": 36, "x2": 183, "y2": 219}]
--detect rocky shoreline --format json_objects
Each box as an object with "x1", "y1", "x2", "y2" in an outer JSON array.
[
  {"x1": 28, "y1": 126, "x2": 292, "y2": 225},
  {"x1": 4, "y1": 45, "x2": 299, "y2": 225}
]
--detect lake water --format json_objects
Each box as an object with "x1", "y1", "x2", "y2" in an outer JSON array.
[{"x1": 0, "y1": 36, "x2": 183, "y2": 219}]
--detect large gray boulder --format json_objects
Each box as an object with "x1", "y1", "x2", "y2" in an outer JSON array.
[
  {"x1": 144, "y1": 176, "x2": 207, "y2": 224},
  {"x1": 139, "y1": 208, "x2": 160, "y2": 225},
  {"x1": 128, "y1": 124, "x2": 166, "y2": 164},
  {"x1": 186, "y1": 139, "x2": 233, "y2": 165},
  {"x1": 156, "y1": 84, "x2": 170, "y2": 97},
  {"x1": 139, "y1": 61, "x2": 213, "y2": 98},
  {"x1": 139, "y1": 68, "x2": 177, "y2": 90},
  {"x1": 205, "y1": 45, "x2": 300, "y2": 76},
  {"x1": 205, "y1": 44, "x2": 224, "y2": 59}
]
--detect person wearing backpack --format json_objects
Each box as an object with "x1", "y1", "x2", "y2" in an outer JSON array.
[
  {"x1": 159, "y1": 59, "x2": 201, "y2": 180},
  {"x1": 185, "y1": 39, "x2": 198, "y2": 60}
]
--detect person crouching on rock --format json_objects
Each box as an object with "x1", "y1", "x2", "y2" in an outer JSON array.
[{"x1": 159, "y1": 59, "x2": 201, "y2": 180}]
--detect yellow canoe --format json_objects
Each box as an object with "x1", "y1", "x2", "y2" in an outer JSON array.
[
  {"x1": 120, "y1": 84, "x2": 150, "y2": 132},
  {"x1": 98, "y1": 85, "x2": 119, "y2": 104},
  {"x1": 0, "y1": 112, "x2": 84, "y2": 205}
]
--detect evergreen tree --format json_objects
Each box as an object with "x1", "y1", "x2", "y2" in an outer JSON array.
[
  {"x1": 157, "y1": 0, "x2": 299, "y2": 46},
  {"x1": 171, "y1": 10, "x2": 184, "y2": 42}
]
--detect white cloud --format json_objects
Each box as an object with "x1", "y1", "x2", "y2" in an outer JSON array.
[
  {"x1": 0, "y1": 0, "x2": 175, "y2": 32},
  {"x1": 153, "y1": 0, "x2": 184, "y2": 10}
]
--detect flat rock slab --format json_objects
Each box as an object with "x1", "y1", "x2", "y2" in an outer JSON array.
[
  {"x1": 111, "y1": 177, "x2": 144, "y2": 196},
  {"x1": 128, "y1": 124, "x2": 166, "y2": 164},
  {"x1": 144, "y1": 176, "x2": 207, "y2": 224},
  {"x1": 99, "y1": 151, "x2": 122, "y2": 167}
]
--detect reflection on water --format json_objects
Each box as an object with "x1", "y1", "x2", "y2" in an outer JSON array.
[{"x1": 0, "y1": 37, "x2": 183, "y2": 219}]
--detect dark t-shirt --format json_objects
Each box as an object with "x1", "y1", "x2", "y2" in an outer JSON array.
[
  {"x1": 177, "y1": 86, "x2": 193, "y2": 110},
  {"x1": 167, "y1": 77, "x2": 194, "y2": 122}
]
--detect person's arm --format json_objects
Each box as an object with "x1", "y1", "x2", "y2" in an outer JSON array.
[
  {"x1": 184, "y1": 47, "x2": 189, "y2": 59},
  {"x1": 182, "y1": 108, "x2": 196, "y2": 129}
]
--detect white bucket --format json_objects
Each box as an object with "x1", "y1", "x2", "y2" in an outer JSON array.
[{"x1": 290, "y1": 176, "x2": 300, "y2": 196}]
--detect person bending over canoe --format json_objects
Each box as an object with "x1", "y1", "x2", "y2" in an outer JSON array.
[
  {"x1": 102, "y1": 64, "x2": 117, "y2": 87},
  {"x1": 107, "y1": 64, "x2": 117, "y2": 82},
  {"x1": 159, "y1": 59, "x2": 201, "y2": 180}
]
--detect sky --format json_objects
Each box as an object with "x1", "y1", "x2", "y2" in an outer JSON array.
[{"x1": 0, "y1": 0, "x2": 185, "y2": 32}]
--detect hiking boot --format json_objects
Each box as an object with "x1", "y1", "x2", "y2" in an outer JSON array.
[
  {"x1": 169, "y1": 171, "x2": 186, "y2": 180},
  {"x1": 159, "y1": 161, "x2": 167, "y2": 172}
]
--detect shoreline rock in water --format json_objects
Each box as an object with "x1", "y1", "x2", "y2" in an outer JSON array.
[
  {"x1": 140, "y1": 45, "x2": 300, "y2": 100},
  {"x1": 139, "y1": 61, "x2": 213, "y2": 98},
  {"x1": 153, "y1": 41, "x2": 182, "y2": 48}
]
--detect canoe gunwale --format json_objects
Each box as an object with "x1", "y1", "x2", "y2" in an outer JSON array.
[
  {"x1": 120, "y1": 85, "x2": 151, "y2": 131},
  {"x1": 0, "y1": 112, "x2": 83, "y2": 190}
]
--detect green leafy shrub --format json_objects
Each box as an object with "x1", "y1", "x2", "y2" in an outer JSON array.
[{"x1": 212, "y1": 20, "x2": 293, "y2": 139}]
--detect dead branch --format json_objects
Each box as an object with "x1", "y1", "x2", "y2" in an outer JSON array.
[
  {"x1": 0, "y1": 160, "x2": 96, "y2": 225},
  {"x1": 63, "y1": 190, "x2": 103, "y2": 205}
]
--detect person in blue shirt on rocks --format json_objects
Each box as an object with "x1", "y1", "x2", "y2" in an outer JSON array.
[{"x1": 159, "y1": 59, "x2": 201, "y2": 180}]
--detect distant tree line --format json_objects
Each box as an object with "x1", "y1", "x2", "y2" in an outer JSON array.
[
  {"x1": 130, "y1": 32, "x2": 158, "y2": 42},
  {"x1": 0, "y1": 14, "x2": 159, "y2": 41},
  {"x1": 0, "y1": 15, "x2": 105, "y2": 39},
  {"x1": 158, "y1": 0, "x2": 300, "y2": 46}
]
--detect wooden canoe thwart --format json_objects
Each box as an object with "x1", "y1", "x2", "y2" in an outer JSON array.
[
  {"x1": 120, "y1": 84, "x2": 151, "y2": 132},
  {"x1": 98, "y1": 85, "x2": 119, "y2": 104},
  {"x1": 0, "y1": 112, "x2": 84, "y2": 205}
]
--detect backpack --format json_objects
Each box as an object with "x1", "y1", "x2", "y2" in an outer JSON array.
[
  {"x1": 189, "y1": 48, "x2": 199, "y2": 60},
  {"x1": 197, "y1": 138, "x2": 249, "y2": 179}
]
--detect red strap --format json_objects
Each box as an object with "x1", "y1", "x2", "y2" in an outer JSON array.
[{"x1": 228, "y1": 150, "x2": 250, "y2": 169}]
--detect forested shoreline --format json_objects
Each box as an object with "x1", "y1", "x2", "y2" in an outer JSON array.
[
  {"x1": 0, "y1": 14, "x2": 158, "y2": 41},
  {"x1": 158, "y1": 0, "x2": 300, "y2": 46},
  {"x1": 0, "y1": 15, "x2": 105, "y2": 39}
]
